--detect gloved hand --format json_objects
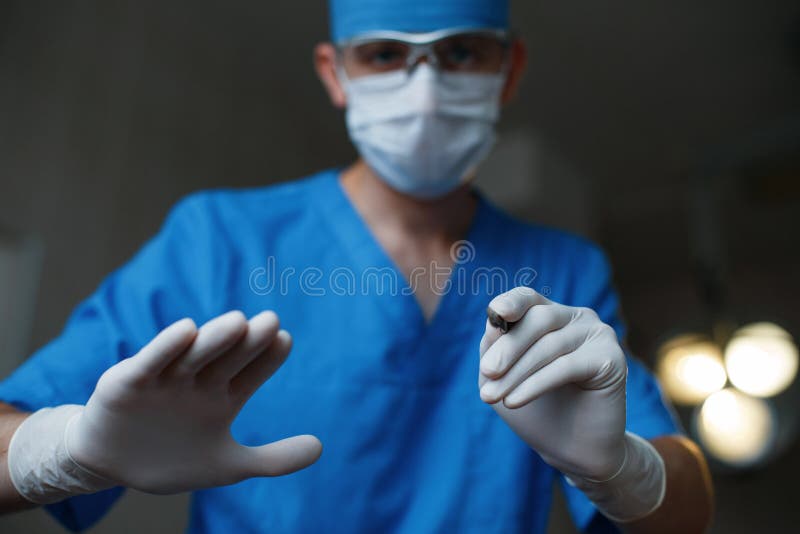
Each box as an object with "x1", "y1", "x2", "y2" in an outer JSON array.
[
  {"x1": 479, "y1": 287, "x2": 665, "y2": 523},
  {"x1": 8, "y1": 311, "x2": 322, "y2": 504}
]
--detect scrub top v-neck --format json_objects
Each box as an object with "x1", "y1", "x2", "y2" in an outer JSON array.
[
  {"x1": 0, "y1": 169, "x2": 680, "y2": 534},
  {"x1": 311, "y1": 169, "x2": 491, "y2": 341}
]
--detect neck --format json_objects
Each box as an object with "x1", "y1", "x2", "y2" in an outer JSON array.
[{"x1": 339, "y1": 159, "x2": 477, "y2": 242}]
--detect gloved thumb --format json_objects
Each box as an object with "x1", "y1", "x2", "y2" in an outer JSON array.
[{"x1": 236, "y1": 435, "x2": 323, "y2": 478}]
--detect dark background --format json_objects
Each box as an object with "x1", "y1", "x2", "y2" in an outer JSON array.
[{"x1": 0, "y1": 1, "x2": 798, "y2": 532}]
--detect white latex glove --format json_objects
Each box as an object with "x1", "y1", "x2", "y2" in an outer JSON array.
[
  {"x1": 479, "y1": 287, "x2": 665, "y2": 523},
  {"x1": 8, "y1": 311, "x2": 322, "y2": 504}
]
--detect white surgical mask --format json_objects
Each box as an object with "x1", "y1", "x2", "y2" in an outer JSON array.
[{"x1": 341, "y1": 63, "x2": 505, "y2": 199}]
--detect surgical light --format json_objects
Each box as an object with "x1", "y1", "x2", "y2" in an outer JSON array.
[
  {"x1": 724, "y1": 322, "x2": 798, "y2": 398},
  {"x1": 696, "y1": 388, "x2": 775, "y2": 466},
  {"x1": 656, "y1": 334, "x2": 727, "y2": 405}
]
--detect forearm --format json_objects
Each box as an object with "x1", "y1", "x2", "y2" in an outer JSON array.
[
  {"x1": 616, "y1": 435, "x2": 714, "y2": 534},
  {"x1": 0, "y1": 403, "x2": 36, "y2": 513}
]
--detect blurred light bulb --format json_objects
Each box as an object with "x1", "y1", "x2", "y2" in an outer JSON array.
[
  {"x1": 725, "y1": 322, "x2": 798, "y2": 398},
  {"x1": 697, "y1": 388, "x2": 774, "y2": 465},
  {"x1": 657, "y1": 335, "x2": 727, "y2": 405}
]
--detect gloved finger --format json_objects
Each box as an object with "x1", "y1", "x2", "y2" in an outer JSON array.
[
  {"x1": 479, "y1": 318, "x2": 502, "y2": 357},
  {"x1": 197, "y1": 311, "x2": 281, "y2": 384},
  {"x1": 128, "y1": 318, "x2": 198, "y2": 377},
  {"x1": 487, "y1": 286, "x2": 552, "y2": 325},
  {"x1": 229, "y1": 329, "x2": 292, "y2": 403},
  {"x1": 236, "y1": 434, "x2": 322, "y2": 478},
  {"x1": 478, "y1": 371, "x2": 489, "y2": 389},
  {"x1": 479, "y1": 323, "x2": 585, "y2": 404},
  {"x1": 502, "y1": 348, "x2": 596, "y2": 409},
  {"x1": 480, "y1": 304, "x2": 572, "y2": 379},
  {"x1": 479, "y1": 320, "x2": 497, "y2": 390},
  {"x1": 167, "y1": 311, "x2": 248, "y2": 377}
]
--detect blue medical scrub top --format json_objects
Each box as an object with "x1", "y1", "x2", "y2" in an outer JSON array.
[{"x1": 0, "y1": 170, "x2": 679, "y2": 533}]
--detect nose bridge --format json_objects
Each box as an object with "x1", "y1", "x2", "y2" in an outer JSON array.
[
  {"x1": 407, "y1": 62, "x2": 439, "y2": 113},
  {"x1": 406, "y1": 42, "x2": 438, "y2": 72}
]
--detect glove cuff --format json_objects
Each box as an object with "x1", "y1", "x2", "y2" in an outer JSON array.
[
  {"x1": 565, "y1": 432, "x2": 666, "y2": 523},
  {"x1": 7, "y1": 405, "x2": 114, "y2": 504}
]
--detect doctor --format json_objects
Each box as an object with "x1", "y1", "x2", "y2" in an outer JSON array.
[{"x1": 0, "y1": 0, "x2": 713, "y2": 532}]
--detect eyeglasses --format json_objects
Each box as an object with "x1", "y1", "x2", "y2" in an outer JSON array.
[{"x1": 337, "y1": 27, "x2": 511, "y2": 78}]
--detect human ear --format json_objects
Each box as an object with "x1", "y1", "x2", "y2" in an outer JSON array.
[
  {"x1": 501, "y1": 38, "x2": 527, "y2": 105},
  {"x1": 314, "y1": 42, "x2": 347, "y2": 108}
]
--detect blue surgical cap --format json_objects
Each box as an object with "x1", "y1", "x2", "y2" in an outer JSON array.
[{"x1": 329, "y1": 0, "x2": 509, "y2": 43}]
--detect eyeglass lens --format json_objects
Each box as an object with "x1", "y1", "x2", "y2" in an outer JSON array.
[{"x1": 341, "y1": 33, "x2": 508, "y2": 78}]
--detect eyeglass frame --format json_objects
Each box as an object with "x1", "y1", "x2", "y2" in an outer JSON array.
[{"x1": 335, "y1": 27, "x2": 513, "y2": 74}]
